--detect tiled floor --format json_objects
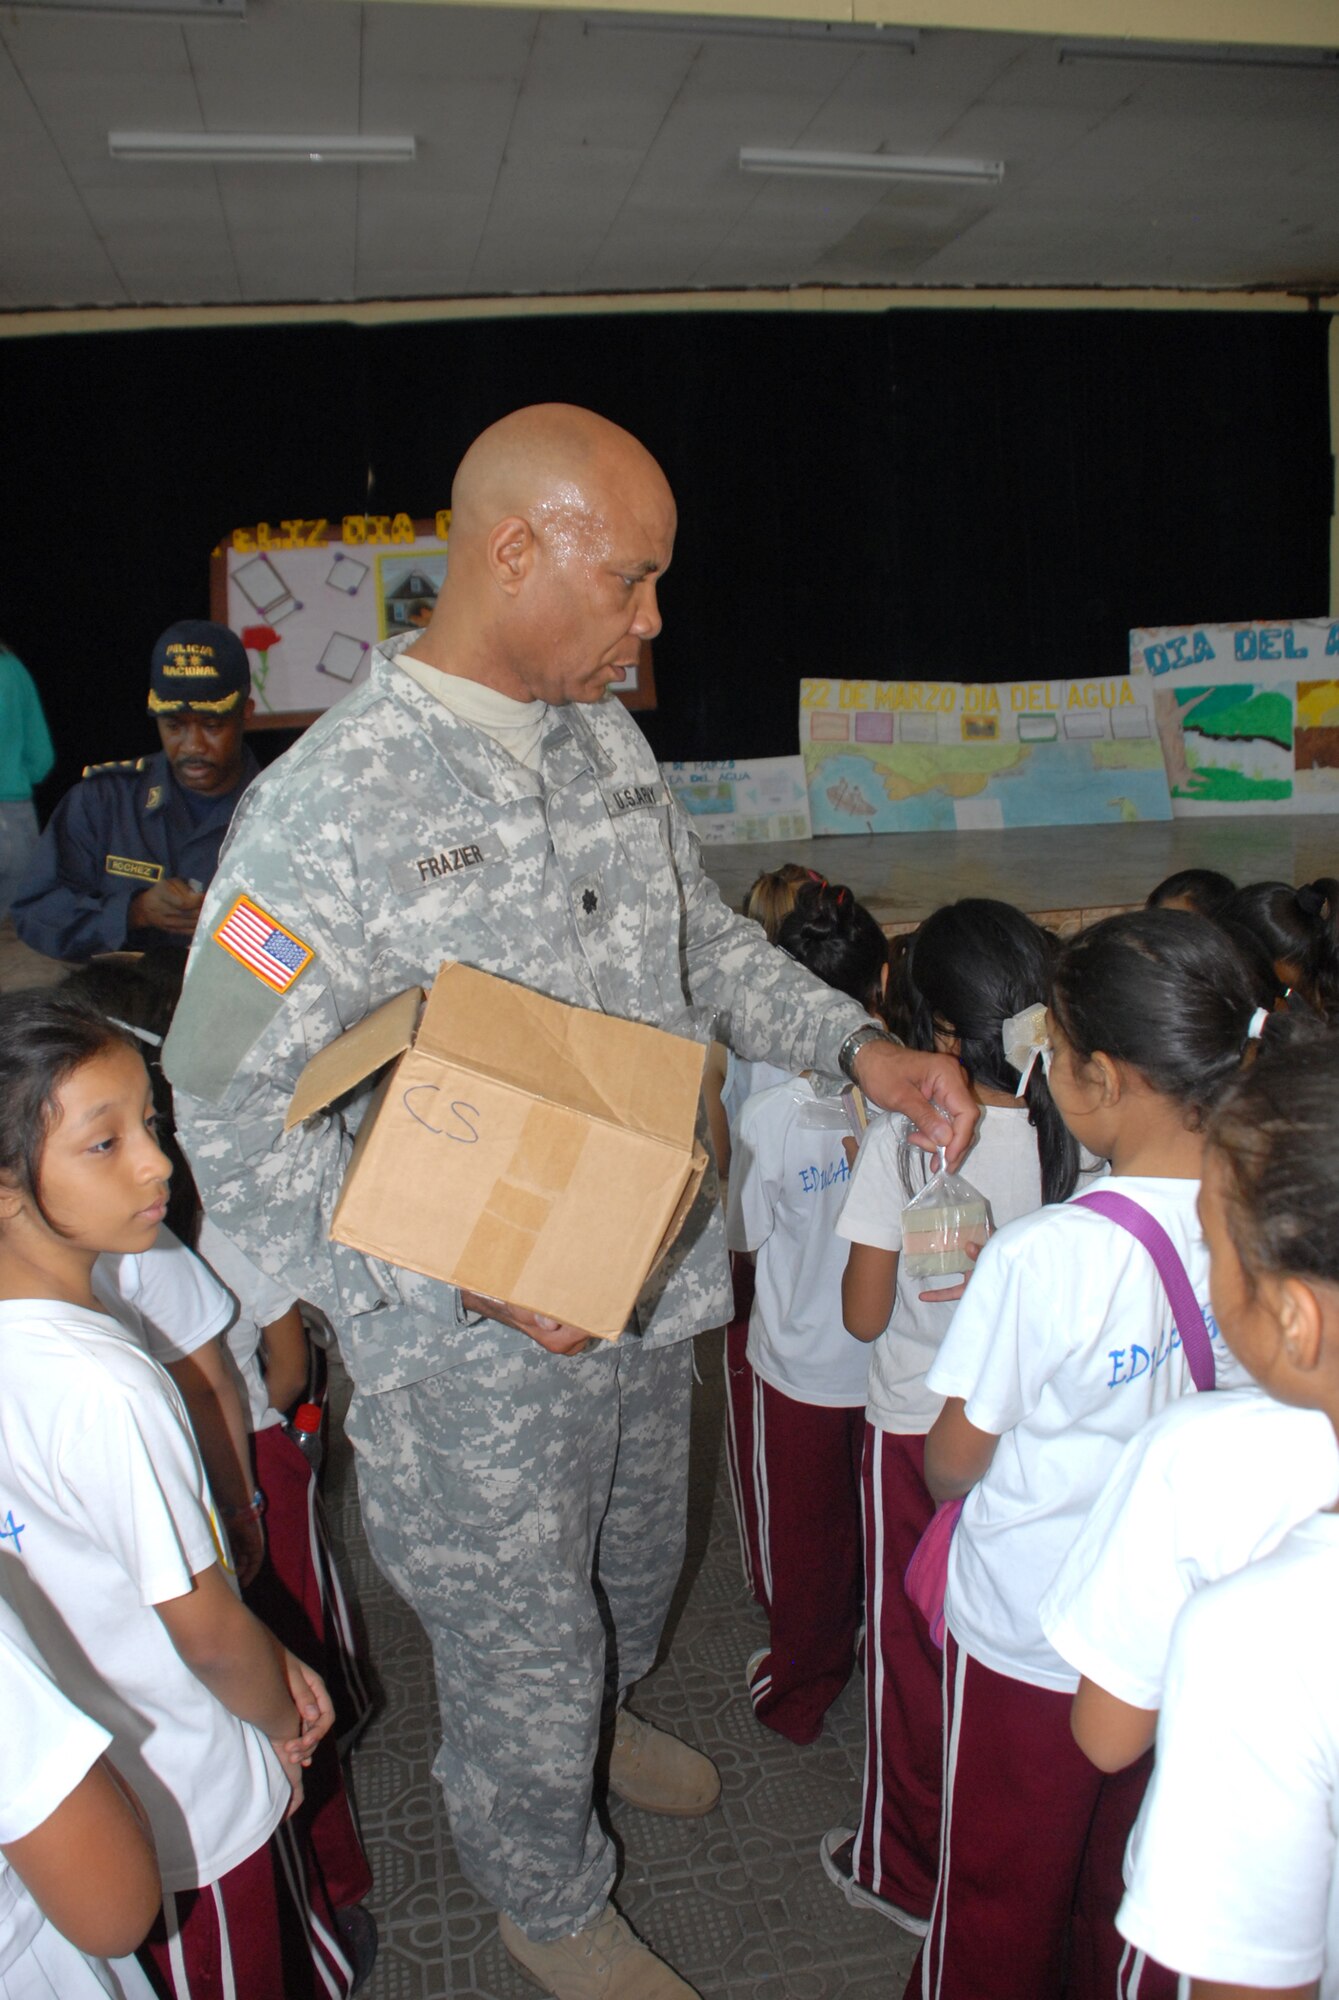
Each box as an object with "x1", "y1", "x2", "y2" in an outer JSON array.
[{"x1": 326, "y1": 1331, "x2": 920, "y2": 2000}]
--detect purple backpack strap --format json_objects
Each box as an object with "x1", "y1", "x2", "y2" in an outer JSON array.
[{"x1": 1074, "y1": 1190, "x2": 1216, "y2": 1393}]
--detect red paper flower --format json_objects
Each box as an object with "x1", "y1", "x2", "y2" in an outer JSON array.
[{"x1": 242, "y1": 624, "x2": 282, "y2": 653}]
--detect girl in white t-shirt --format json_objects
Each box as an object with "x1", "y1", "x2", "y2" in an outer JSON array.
[
  {"x1": 727, "y1": 882, "x2": 888, "y2": 1744},
  {"x1": 912, "y1": 910, "x2": 1268, "y2": 2000},
  {"x1": 97, "y1": 1221, "x2": 376, "y2": 1963},
  {"x1": 196, "y1": 1219, "x2": 375, "y2": 1929},
  {"x1": 0, "y1": 992, "x2": 353, "y2": 2000},
  {"x1": 1116, "y1": 1024, "x2": 1339, "y2": 2000},
  {"x1": 1038, "y1": 1385, "x2": 1339, "y2": 2000},
  {"x1": 821, "y1": 899, "x2": 1081, "y2": 1935},
  {"x1": 0, "y1": 1592, "x2": 160, "y2": 2000},
  {"x1": 722, "y1": 862, "x2": 826, "y2": 1608}
]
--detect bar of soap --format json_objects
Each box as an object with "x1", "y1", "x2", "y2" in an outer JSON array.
[{"x1": 900, "y1": 1201, "x2": 990, "y2": 1278}]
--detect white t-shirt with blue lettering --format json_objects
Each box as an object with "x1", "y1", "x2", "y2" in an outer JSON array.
[
  {"x1": 1040, "y1": 1387, "x2": 1339, "y2": 1709},
  {"x1": 0, "y1": 1595, "x2": 157, "y2": 1998},
  {"x1": 1118, "y1": 1512, "x2": 1339, "y2": 1996},
  {"x1": 728, "y1": 1075, "x2": 871, "y2": 1407},
  {"x1": 0, "y1": 1300, "x2": 289, "y2": 1892},
  {"x1": 721, "y1": 1054, "x2": 792, "y2": 1152},
  {"x1": 925, "y1": 1175, "x2": 1250, "y2": 1691},
  {"x1": 837, "y1": 1104, "x2": 1047, "y2": 1436}
]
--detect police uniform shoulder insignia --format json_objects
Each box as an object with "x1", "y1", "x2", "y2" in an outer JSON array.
[{"x1": 81, "y1": 755, "x2": 151, "y2": 779}]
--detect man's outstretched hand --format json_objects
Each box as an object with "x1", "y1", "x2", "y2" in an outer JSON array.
[{"x1": 851, "y1": 1042, "x2": 978, "y2": 1169}]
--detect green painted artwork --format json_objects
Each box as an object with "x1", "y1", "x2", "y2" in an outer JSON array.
[{"x1": 1169, "y1": 684, "x2": 1294, "y2": 803}]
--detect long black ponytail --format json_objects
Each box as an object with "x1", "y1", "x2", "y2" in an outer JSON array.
[
  {"x1": 901, "y1": 899, "x2": 1078, "y2": 1203},
  {"x1": 1050, "y1": 910, "x2": 1272, "y2": 1131}
]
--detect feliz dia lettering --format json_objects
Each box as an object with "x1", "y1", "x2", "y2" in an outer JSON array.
[{"x1": 230, "y1": 511, "x2": 452, "y2": 553}]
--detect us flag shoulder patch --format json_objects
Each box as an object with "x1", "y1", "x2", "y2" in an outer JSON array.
[{"x1": 213, "y1": 894, "x2": 314, "y2": 995}]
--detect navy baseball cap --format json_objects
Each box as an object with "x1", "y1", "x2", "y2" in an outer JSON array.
[{"x1": 148, "y1": 620, "x2": 250, "y2": 716}]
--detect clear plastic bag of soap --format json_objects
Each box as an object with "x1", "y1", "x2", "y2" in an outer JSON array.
[{"x1": 899, "y1": 1152, "x2": 993, "y2": 1279}]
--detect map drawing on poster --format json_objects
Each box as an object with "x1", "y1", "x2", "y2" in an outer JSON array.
[
  {"x1": 661, "y1": 757, "x2": 812, "y2": 844},
  {"x1": 799, "y1": 676, "x2": 1171, "y2": 835},
  {"x1": 1129, "y1": 617, "x2": 1339, "y2": 817}
]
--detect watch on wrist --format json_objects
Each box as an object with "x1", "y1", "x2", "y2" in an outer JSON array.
[{"x1": 837, "y1": 1022, "x2": 900, "y2": 1082}]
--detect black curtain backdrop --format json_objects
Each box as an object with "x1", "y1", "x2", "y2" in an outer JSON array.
[{"x1": 5, "y1": 307, "x2": 1330, "y2": 815}]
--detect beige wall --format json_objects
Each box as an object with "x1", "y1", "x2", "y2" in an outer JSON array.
[
  {"x1": 354, "y1": 0, "x2": 1339, "y2": 50},
  {"x1": 5, "y1": 284, "x2": 1337, "y2": 340}
]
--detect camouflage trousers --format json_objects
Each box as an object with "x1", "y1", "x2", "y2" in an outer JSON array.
[{"x1": 347, "y1": 1332, "x2": 694, "y2": 1940}]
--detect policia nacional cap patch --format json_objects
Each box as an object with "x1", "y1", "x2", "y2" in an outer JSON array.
[{"x1": 162, "y1": 892, "x2": 315, "y2": 1103}]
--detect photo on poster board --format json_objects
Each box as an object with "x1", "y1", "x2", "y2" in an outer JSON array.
[
  {"x1": 377, "y1": 555, "x2": 447, "y2": 639},
  {"x1": 232, "y1": 554, "x2": 299, "y2": 623},
  {"x1": 326, "y1": 553, "x2": 370, "y2": 597},
  {"x1": 661, "y1": 757, "x2": 812, "y2": 844},
  {"x1": 1129, "y1": 617, "x2": 1339, "y2": 816},
  {"x1": 799, "y1": 676, "x2": 1171, "y2": 835}
]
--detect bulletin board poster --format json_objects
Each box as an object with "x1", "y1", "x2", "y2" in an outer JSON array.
[
  {"x1": 1129, "y1": 617, "x2": 1339, "y2": 817},
  {"x1": 661, "y1": 756, "x2": 812, "y2": 844},
  {"x1": 209, "y1": 516, "x2": 452, "y2": 723},
  {"x1": 211, "y1": 514, "x2": 655, "y2": 724},
  {"x1": 799, "y1": 676, "x2": 1172, "y2": 836}
]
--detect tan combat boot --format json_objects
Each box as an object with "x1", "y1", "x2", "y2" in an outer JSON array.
[
  {"x1": 607, "y1": 1708, "x2": 721, "y2": 1817},
  {"x1": 498, "y1": 1903, "x2": 700, "y2": 1998}
]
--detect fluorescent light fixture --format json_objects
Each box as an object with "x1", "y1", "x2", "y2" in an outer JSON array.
[
  {"x1": 586, "y1": 14, "x2": 916, "y2": 49},
  {"x1": 108, "y1": 132, "x2": 416, "y2": 164},
  {"x1": 12, "y1": 0, "x2": 241, "y2": 13},
  {"x1": 739, "y1": 147, "x2": 1003, "y2": 186},
  {"x1": 1058, "y1": 39, "x2": 1339, "y2": 72}
]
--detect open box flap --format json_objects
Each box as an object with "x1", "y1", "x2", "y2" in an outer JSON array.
[
  {"x1": 415, "y1": 963, "x2": 706, "y2": 1148},
  {"x1": 284, "y1": 986, "x2": 424, "y2": 1131}
]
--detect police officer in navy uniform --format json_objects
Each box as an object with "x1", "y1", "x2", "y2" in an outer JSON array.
[{"x1": 12, "y1": 620, "x2": 259, "y2": 962}]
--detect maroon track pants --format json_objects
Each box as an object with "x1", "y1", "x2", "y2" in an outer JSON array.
[
  {"x1": 853, "y1": 1425, "x2": 940, "y2": 1919},
  {"x1": 908, "y1": 1634, "x2": 1153, "y2": 2000},
  {"x1": 744, "y1": 1368, "x2": 864, "y2": 1745}
]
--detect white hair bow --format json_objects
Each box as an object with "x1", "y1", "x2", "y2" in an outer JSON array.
[{"x1": 1002, "y1": 1003, "x2": 1051, "y2": 1096}]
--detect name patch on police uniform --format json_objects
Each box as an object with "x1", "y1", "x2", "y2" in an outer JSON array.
[
  {"x1": 214, "y1": 894, "x2": 314, "y2": 995},
  {"x1": 602, "y1": 781, "x2": 666, "y2": 817},
  {"x1": 389, "y1": 836, "x2": 498, "y2": 897},
  {"x1": 105, "y1": 855, "x2": 164, "y2": 883}
]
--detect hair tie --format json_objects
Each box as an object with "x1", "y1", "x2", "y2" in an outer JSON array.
[
  {"x1": 1245, "y1": 1006, "x2": 1269, "y2": 1043},
  {"x1": 107, "y1": 1014, "x2": 163, "y2": 1049},
  {"x1": 1001, "y1": 1002, "x2": 1052, "y2": 1096}
]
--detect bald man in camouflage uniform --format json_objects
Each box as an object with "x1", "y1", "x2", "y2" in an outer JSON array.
[{"x1": 164, "y1": 406, "x2": 972, "y2": 2000}]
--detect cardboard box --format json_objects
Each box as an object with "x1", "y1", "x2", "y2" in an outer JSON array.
[{"x1": 285, "y1": 963, "x2": 709, "y2": 1337}]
